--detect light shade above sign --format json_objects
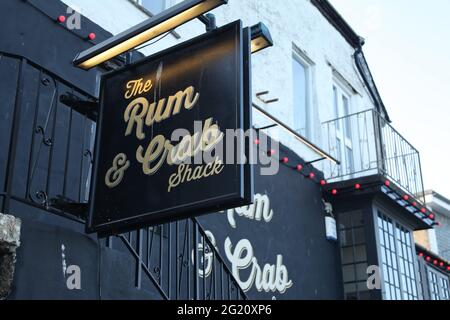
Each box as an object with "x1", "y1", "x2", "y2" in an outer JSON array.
[
  {"x1": 250, "y1": 22, "x2": 273, "y2": 54},
  {"x1": 73, "y1": 0, "x2": 228, "y2": 70}
]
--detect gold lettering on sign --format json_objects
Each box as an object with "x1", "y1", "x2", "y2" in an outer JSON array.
[
  {"x1": 136, "y1": 118, "x2": 224, "y2": 177},
  {"x1": 124, "y1": 86, "x2": 200, "y2": 140},
  {"x1": 105, "y1": 153, "x2": 130, "y2": 189},
  {"x1": 124, "y1": 78, "x2": 153, "y2": 99},
  {"x1": 168, "y1": 157, "x2": 224, "y2": 192}
]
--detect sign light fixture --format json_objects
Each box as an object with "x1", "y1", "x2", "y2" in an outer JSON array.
[
  {"x1": 74, "y1": 0, "x2": 228, "y2": 70},
  {"x1": 250, "y1": 22, "x2": 273, "y2": 53}
]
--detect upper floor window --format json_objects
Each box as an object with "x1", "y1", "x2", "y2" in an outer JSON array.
[
  {"x1": 292, "y1": 50, "x2": 312, "y2": 138},
  {"x1": 332, "y1": 80, "x2": 354, "y2": 176},
  {"x1": 134, "y1": 0, "x2": 168, "y2": 15}
]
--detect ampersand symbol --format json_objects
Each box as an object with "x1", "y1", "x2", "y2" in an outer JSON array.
[{"x1": 105, "y1": 153, "x2": 130, "y2": 189}]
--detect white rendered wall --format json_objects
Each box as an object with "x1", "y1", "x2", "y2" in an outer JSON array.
[{"x1": 62, "y1": 0, "x2": 377, "y2": 174}]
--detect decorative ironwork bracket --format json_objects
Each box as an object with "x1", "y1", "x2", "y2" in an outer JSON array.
[
  {"x1": 198, "y1": 13, "x2": 217, "y2": 32},
  {"x1": 60, "y1": 93, "x2": 99, "y2": 122},
  {"x1": 48, "y1": 196, "x2": 88, "y2": 220}
]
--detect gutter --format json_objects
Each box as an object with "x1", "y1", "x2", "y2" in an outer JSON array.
[{"x1": 354, "y1": 44, "x2": 391, "y2": 123}]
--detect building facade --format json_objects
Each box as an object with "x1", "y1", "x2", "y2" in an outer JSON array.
[
  {"x1": 0, "y1": 0, "x2": 449, "y2": 300},
  {"x1": 415, "y1": 191, "x2": 450, "y2": 300}
]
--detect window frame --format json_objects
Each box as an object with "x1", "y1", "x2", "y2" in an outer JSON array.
[
  {"x1": 338, "y1": 210, "x2": 371, "y2": 300},
  {"x1": 133, "y1": 0, "x2": 171, "y2": 15},
  {"x1": 292, "y1": 48, "x2": 314, "y2": 139},
  {"x1": 373, "y1": 210, "x2": 421, "y2": 300},
  {"x1": 332, "y1": 77, "x2": 354, "y2": 176},
  {"x1": 426, "y1": 265, "x2": 450, "y2": 300}
]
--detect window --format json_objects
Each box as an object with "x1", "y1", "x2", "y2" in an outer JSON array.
[
  {"x1": 441, "y1": 277, "x2": 450, "y2": 300},
  {"x1": 338, "y1": 211, "x2": 371, "y2": 300},
  {"x1": 332, "y1": 82, "x2": 354, "y2": 176},
  {"x1": 426, "y1": 267, "x2": 450, "y2": 300},
  {"x1": 377, "y1": 213, "x2": 419, "y2": 300},
  {"x1": 428, "y1": 271, "x2": 440, "y2": 300},
  {"x1": 292, "y1": 51, "x2": 312, "y2": 138},
  {"x1": 135, "y1": 0, "x2": 168, "y2": 14}
]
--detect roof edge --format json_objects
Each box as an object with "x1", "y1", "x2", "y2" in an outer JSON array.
[{"x1": 310, "y1": 0, "x2": 362, "y2": 49}]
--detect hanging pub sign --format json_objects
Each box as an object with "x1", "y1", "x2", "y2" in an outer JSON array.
[{"x1": 87, "y1": 21, "x2": 253, "y2": 236}]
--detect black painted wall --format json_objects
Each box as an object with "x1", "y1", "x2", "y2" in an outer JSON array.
[
  {"x1": 0, "y1": 0, "x2": 343, "y2": 300},
  {"x1": 199, "y1": 143, "x2": 343, "y2": 300},
  {"x1": 1, "y1": 0, "x2": 163, "y2": 300}
]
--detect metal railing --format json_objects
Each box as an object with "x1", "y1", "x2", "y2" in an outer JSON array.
[
  {"x1": 0, "y1": 52, "x2": 96, "y2": 222},
  {"x1": 323, "y1": 109, "x2": 425, "y2": 200},
  {"x1": 0, "y1": 51, "x2": 245, "y2": 300},
  {"x1": 110, "y1": 218, "x2": 246, "y2": 300}
]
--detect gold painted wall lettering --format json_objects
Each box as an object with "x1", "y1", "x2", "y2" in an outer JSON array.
[{"x1": 124, "y1": 86, "x2": 200, "y2": 140}]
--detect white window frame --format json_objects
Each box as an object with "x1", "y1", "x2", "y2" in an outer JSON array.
[
  {"x1": 292, "y1": 48, "x2": 314, "y2": 139},
  {"x1": 374, "y1": 211, "x2": 421, "y2": 300},
  {"x1": 133, "y1": 0, "x2": 172, "y2": 14},
  {"x1": 332, "y1": 76, "x2": 354, "y2": 176}
]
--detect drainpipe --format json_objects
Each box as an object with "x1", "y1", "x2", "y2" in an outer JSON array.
[
  {"x1": 354, "y1": 39, "x2": 387, "y2": 174},
  {"x1": 0, "y1": 213, "x2": 21, "y2": 300}
]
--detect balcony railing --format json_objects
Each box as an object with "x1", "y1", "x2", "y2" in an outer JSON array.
[{"x1": 322, "y1": 109, "x2": 425, "y2": 200}]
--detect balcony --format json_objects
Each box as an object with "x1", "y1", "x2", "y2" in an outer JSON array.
[{"x1": 322, "y1": 109, "x2": 425, "y2": 201}]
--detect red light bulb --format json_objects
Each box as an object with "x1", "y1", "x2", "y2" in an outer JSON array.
[
  {"x1": 447, "y1": 266, "x2": 450, "y2": 271},
  {"x1": 403, "y1": 195, "x2": 410, "y2": 201},
  {"x1": 355, "y1": 184, "x2": 361, "y2": 190},
  {"x1": 426, "y1": 256, "x2": 431, "y2": 262},
  {"x1": 282, "y1": 157, "x2": 289, "y2": 164},
  {"x1": 254, "y1": 139, "x2": 260, "y2": 145},
  {"x1": 421, "y1": 208, "x2": 427, "y2": 214},
  {"x1": 296, "y1": 164, "x2": 303, "y2": 172},
  {"x1": 418, "y1": 253, "x2": 424, "y2": 258},
  {"x1": 384, "y1": 180, "x2": 391, "y2": 187},
  {"x1": 433, "y1": 260, "x2": 438, "y2": 265},
  {"x1": 268, "y1": 149, "x2": 276, "y2": 156},
  {"x1": 429, "y1": 214, "x2": 435, "y2": 220},
  {"x1": 57, "y1": 15, "x2": 66, "y2": 23},
  {"x1": 332, "y1": 189, "x2": 338, "y2": 195},
  {"x1": 88, "y1": 32, "x2": 96, "y2": 41},
  {"x1": 440, "y1": 262, "x2": 444, "y2": 267},
  {"x1": 320, "y1": 180, "x2": 327, "y2": 186},
  {"x1": 309, "y1": 172, "x2": 315, "y2": 179}
]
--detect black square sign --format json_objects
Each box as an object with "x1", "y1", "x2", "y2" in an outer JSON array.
[{"x1": 87, "y1": 21, "x2": 253, "y2": 235}]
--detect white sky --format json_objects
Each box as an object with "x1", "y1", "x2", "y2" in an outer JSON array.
[{"x1": 330, "y1": 0, "x2": 450, "y2": 198}]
